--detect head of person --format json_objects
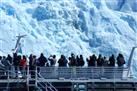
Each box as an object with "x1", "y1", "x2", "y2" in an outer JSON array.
[
  {"x1": 71, "y1": 53, "x2": 75, "y2": 57},
  {"x1": 92, "y1": 54, "x2": 96, "y2": 57},
  {"x1": 53, "y1": 55, "x2": 56, "y2": 58},
  {"x1": 13, "y1": 53, "x2": 17, "y2": 57},
  {"x1": 23, "y1": 55, "x2": 26, "y2": 60},
  {"x1": 76, "y1": 55, "x2": 79, "y2": 58},
  {"x1": 98, "y1": 54, "x2": 102, "y2": 58},
  {"x1": 40, "y1": 53, "x2": 44, "y2": 57},
  {"x1": 61, "y1": 55, "x2": 64, "y2": 59},
  {"x1": 80, "y1": 55, "x2": 83, "y2": 58},
  {"x1": 112, "y1": 54, "x2": 114, "y2": 57},
  {"x1": 3, "y1": 56, "x2": 6, "y2": 59},
  {"x1": 33, "y1": 55, "x2": 36, "y2": 59},
  {"x1": 7, "y1": 54, "x2": 11, "y2": 57},
  {"x1": 17, "y1": 55, "x2": 21, "y2": 60},
  {"x1": 118, "y1": 53, "x2": 123, "y2": 57}
]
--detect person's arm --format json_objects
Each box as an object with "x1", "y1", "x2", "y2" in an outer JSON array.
[
  {"x1": 58, "y1": 59, "x2": 60, "y2": 63},
  {"x1": 0, "y1": 61, "x2": 5, "y2": 67},
  {"x1": 7, "y1": 60, "x2": 12, "y2": 66},
  {"x1": 86, "y1": 58, "x2": 89, "y2": 62}
]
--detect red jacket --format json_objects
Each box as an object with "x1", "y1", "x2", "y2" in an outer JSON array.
[{"x1": 20, "y1": 59, "x2": 27, "y2": 67}]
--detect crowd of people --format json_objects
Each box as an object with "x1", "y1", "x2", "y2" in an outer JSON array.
[
  {"x1": 58, "y1": 53, "x2": 125, "y2": 67},
  {"x1": 0, "y1": 53, "x2": 125, "y2": 78}
]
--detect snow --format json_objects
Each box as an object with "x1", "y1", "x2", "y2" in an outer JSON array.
[{"x1": 0, "y1": 0, "x2": 137, "y2": 71}]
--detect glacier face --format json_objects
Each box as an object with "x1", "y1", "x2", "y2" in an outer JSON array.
[{"x1": 0, "y1": 0, "x2": 137, "y2": 68}]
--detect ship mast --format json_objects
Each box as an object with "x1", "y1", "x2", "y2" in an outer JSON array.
[{"x1": 13, "y1": 34, "x2": 27, "y2": 53}]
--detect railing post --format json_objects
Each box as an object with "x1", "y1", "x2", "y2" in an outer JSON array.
[
  {"x1": 73, "y1": 67, "x2": 76, "y2": 79},
  {"x1": 101, "y1": 66, "x2": 103, "y2": 78},
  {"x1": 91, "y1": 67, "x2": 93, "y2": 79},
  {"x1": 7, "y1": 67, "x2": 10, "y2": 91},
  {"x1": 35, "y1": 66, "x2": 38, "y2": 87},
  {"x1": 71, "y1": 67, "x2": 73, "y2": 79},
  {"x1": 7, "y1": 67, "x2": 9, "y2": 79},
  {"x1": 46, "y1": 83, "x2": 48, "y2": 91},
  {"x1": 26, "y1": 65, "x2": 29, "y2": 91},
  {"x1": 114, "y1": 67, "x2": 115, "y2": 81},
  {"x1": 27, "y1": 65, "x2": 29, "y2": 84}
]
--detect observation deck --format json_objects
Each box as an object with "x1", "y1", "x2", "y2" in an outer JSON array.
[
  {"x1": 0, "y1": 66, "x2": 137, "y2": 91},
  {"x1": 0, "y1": 46, "x2": 136, "y2": 91}
]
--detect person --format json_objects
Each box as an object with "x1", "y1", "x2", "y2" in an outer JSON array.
[
  {"x1": 19, "y1": 55, "x2": 27, "y2": 78},
  {"x1": 37, "y1": 53, "x2": 47, "y2": 67},
  {"x1": 29, "y1": 54, "x2": 33, "y2": 77},
  {"x1": 29, "y1": 55, "x2": 37, "y2": 78},
  {"x1": 68, "y1": 53, "x2": 76, "y2": 66},
  {"x1": 108, "y1": 54, "x2": 115, "y2": 79},
  {"x1": 48, "y1": 55, "x2": 56, "y2": 67},
  {"x1": 5, "y1": 54, "x2": 13, "y2": 78},
  {"x1": 86, "y1": 54, "x2": 96, "y2": 66},
  {"x1": 0, "y1": 56, "x2": 5, "y2": 79},
  {"x1": 103, "y1": 56, "x2": 109, "y2": 67},
  {"x1": 97, "y1": 54, "x2": 104, "y2": 66},
  {"x1": 13, "y1": 53, "x2": 19, "y2": 77},
  {"x1": 76, "y1": 55, "x2": 80, "y2": 66},
  {"x1": 117, "y1": 53, "x2": 125, "y2": 67},
  {"x1": 17, "y1": 55, "x2": 21, "y2": 78},
  {"x1": 1, "y1": 56, "x2": 12, "y2": 78},
  {"x1": 0, "y1": 56, "x2": 5, "y2": 69},
  {"x1": 1, "y1": 56, "x2": 11, "y2": 69},
  {"x1": 79, "y1": 55, "x2": 85, "y2": 67},
  {"x1": 29, "y1": 54, "x2": 33, "y2": 69},
  {"x1": 109, "y1": 54, "x2": 115, "y2": 67},
  {"x1": 6, "y1": 54, "x2": 13, "y2": 65},
  {"x1": 116, "y1": 53, "x2": 125, "y2": 79},
  {"x1": 58, "y1": 55, "x2": 68, "y2": 67}
]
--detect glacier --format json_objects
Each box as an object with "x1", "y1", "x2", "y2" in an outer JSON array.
[{"x1": 0, "y1": 0, "x2": 137, "y2": 74}]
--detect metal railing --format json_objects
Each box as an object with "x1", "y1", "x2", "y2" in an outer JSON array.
[
  {"x1": 39, "y1": 67, "x2": 129, "y2": 80},
  {"x1": 0, "y1": 66, "x2": 135, "y2": 90},
  {"x1": 0, "y1": 66, "x2": 133, "y2": 80},
  {"x1": 37, "y1": 68, "x2": 58, "y2": 91}
]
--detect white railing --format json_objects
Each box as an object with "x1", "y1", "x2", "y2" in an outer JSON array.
[
  {"x1": 0, "y1": 66, "x2": 132, "y2": 80},
  {"x1": 39, "y1": 67, "x2": 129, "y2": 80},
  {"x1": 0, "y1": 66, "x2": 135, "y2": 90}
]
